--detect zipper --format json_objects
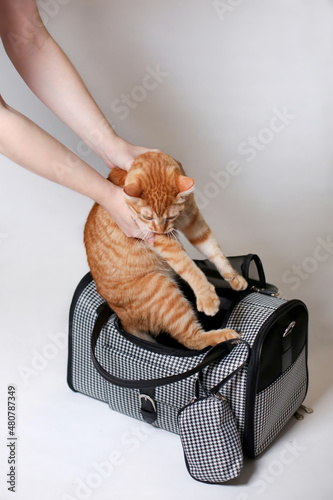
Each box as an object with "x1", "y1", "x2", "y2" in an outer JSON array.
[
  {"x1": 177, "y1": 392, "x2": 228, "y2": 418},
  {"x1": 220, "y1": 286, "x2": 281, "y2": 329},
  {"x1": 177, "y1": 396, "x2": 204, "y2": 416},
  {"x1": 251, "y1": 286, "x2": 280, "y2": 297}
]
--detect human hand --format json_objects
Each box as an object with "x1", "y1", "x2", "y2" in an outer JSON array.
[
  {"x1": 106, "y1": 136, "x2": 160, "y2": 172},
  {"x1": 104, "y1": 183, "x2": 155, "y2": 244}
]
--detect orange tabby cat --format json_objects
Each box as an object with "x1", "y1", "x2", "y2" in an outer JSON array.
[{"x1": 84, "y1": 152, "x2": 247, "y2": 350}]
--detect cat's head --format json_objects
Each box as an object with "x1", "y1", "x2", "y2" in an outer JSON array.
[{"x1": 123, "y1": 152, "x2": 194, "y2": 235}]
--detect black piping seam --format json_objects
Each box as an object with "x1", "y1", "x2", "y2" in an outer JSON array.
[
  {"x1": 180, "y1": 451, "x2": 239, "y2": 485},
  {"x1": 67, "y1": 272, "x2": 93, "y2": 392}
]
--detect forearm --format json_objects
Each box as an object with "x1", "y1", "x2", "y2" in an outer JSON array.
[
  {"x1": 0, "y1": 98, "x2": 154, "y2": 240},
  {"x1": 0, "y1": 4, "x2": 117, "y2": 167},
  {"x1": 0, "y1": 0, "x2": 158, "y2": 171},
  {"x1": 0, "y1": 98, "x2": 114, "y2": 208}
]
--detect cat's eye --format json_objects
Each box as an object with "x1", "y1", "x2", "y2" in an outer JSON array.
[
  {"x1": 142, "y1": 215, "x2": 153, "y2": 221},
  {"x1": 166, "y1": 215, "x2": 177, "y2": 221}
]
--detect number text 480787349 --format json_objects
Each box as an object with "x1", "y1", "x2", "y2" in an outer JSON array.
[{"x1": 7, "y1": 385, "x2": 17, "y2": 493}]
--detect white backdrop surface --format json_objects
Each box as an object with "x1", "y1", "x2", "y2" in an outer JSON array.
[{"x1": 0, "y1": 1, "x2": 332, "y2": 499}]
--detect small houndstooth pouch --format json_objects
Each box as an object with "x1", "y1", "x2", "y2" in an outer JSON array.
[{"x1": 177, "y1": 339, "x2": 250, "y2": 484}]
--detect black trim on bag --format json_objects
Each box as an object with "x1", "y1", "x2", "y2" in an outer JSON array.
[
  {"x1": 243, "y1": 299, "x2": 309, "y2": 458},
  {"x1": 67, "y1": 272, "x2": 93, "y2": 392},
  {"x1": 181, "y1": 451, "x2": 237, "y2": 486}
]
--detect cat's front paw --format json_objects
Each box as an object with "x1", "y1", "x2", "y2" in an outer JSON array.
[
  {"x1": 196, "y1": 284, "x2": 220, "y2": 316},
  {"x1": 208, "y1": 328, "x2": 241, "y2": 345},
  {"x1": 224, "y1": 271, "x2": 248, "y2": 291},
  {"x1": 190, "y1": 328, "x2": 241, "y2": 350}
]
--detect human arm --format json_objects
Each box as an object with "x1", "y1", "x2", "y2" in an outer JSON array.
[
  {"x1": 0, "y1": 0, "x2": 157, "y2": 239},
  {"x1": 0, "y1": 0, "x2": 157, "y2": 171},
  {"x1": 0, "y1": 95, "x2": 150, "y2": 239}
]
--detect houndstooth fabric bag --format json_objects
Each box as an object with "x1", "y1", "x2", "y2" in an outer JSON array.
[{"x1": 67, "y1": 254, "x2": 310, "y2": 483}]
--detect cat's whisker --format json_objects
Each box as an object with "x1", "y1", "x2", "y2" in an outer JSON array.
[
  {"x1": 169, "y1": 229, "x2": 178, "y2": 240},
  {"x1": 136, "y1": 226, "x2": 154, "y2": 244},
  {"x1": 144, "y1": 228, "x2": 154, "y2": 240},
  {"x1": 132, "y1": 227, "x2": 144, "y2": 239},
  {"x1": 130, "y1": 227, "x2": 150, "y2": 248},
  {"x1": 131, "y1": 222, "x2": 152, "y2": 241}
]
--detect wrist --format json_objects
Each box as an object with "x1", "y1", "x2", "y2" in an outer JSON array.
[
  {"x1": 102, "y1": 135, "x2": 130, "y2": 170},
  {"x1": 88, "y1": 128, "x2": 134, "y2": 172},
  {"x1": 94, "y1": 176, "x2": 116, "y2": 211},
  {"x1": 83, "y1": 117, "x2": 119, "y2": 168},
  {"x1": 85, "y1": 118, "x2": 160, "y2": 172},
  {"x1": 103, "y1": 137, "x2": 161, "y2": 172}
]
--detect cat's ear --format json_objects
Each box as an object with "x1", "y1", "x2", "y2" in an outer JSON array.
[
  {"x1": 123, "y1": 181, "x2": 142, "y2": 199},
  {"x1": 177, "y1": 175, "x2": 194, "y2": 195}
]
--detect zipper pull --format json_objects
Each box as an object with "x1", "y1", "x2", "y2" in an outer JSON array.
[
  {"x1": 251, "y1": 286, "x2": 279, "y2": 297},
  {"x1": 294, "y1": 403, "x2": 314, "y2": 420},
  {"x1": 213, "y1": 393, "x2": 227, "y2": 402},
  {"x1": 300, "y1": 404, "x2": 314, "y2": 414}
]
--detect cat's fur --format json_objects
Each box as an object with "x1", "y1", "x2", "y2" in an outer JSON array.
[{"x1": 84, "y1": 152, "x2": 247, "y2": 350}]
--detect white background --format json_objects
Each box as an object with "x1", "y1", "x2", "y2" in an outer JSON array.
[{"x1": 0, "y1": 0, "x2": 332, "y2": 499}]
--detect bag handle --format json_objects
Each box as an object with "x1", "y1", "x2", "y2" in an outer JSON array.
[
  {"x1": 240, "y1": 253, "x2": 266, "y2": 288},
  {"x1": 195, "y1": 254, "x2": 266, "y2": 289},
  {"x1": 91, "y1": 302, "x2": 245, "y2": 390}
]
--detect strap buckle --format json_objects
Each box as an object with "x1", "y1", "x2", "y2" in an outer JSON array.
[
  {"x1": 139, "y1": 393, "x2": 157, "y2": 424},
  {"x1": 139, "y1": 394, "x2": 157, "y2": 413}
]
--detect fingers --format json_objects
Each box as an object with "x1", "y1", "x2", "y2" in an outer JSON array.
[
  {"x1": 106, "y1": 182, "x2": 155, "y2": 243},
  {"x1": 108, "y1": 139, "x2": 160, "y2": 172}
]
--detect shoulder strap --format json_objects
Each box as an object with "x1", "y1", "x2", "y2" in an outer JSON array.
[
  {"x1": 195, "y1": 339, "x2": 251, "y2": 396},
  {"x1": 209, "y1": 339, "x2": 251, "y2": 394}
]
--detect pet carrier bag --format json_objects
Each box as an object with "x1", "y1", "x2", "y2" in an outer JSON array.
[{"x1": 67, "y1": 254, "x2": 309, "y2": 483}]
